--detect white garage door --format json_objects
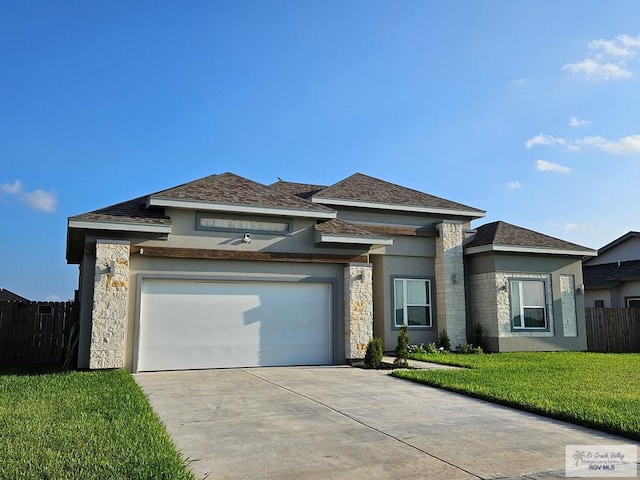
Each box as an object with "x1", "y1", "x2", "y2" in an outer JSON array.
[{"x1": 137, "y1": 279, "x2": 331, "y2": 371}]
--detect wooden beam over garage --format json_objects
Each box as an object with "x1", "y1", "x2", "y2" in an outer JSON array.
[{"x1": 129, "y1": 246, "x2": 368, "y2": 264}]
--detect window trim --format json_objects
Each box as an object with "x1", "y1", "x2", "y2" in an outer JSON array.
[
  {"x1": 392, "y1": 276, "x2": 434, "y2": 330},
  {"x1": 509, "y1": 278, "x2": 550, "y2": 331},
  {"x1": 625, "y1": 297, "x2": 640, "y2": 308},
  {"x1": 196, "y1": 212, "x2": 293, "y2": 235}
]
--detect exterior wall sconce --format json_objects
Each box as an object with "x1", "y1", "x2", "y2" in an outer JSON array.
[
  {"x1": 576, "y1": 284, "x2": 585, "y2": 295},
  {"x1": 106, "y1": 261, "x2": 116, "y2": 276},
  {"x1": 498, "y1": 284, "x2": 508, "y2": 292},
  {"x1": 451, "y1": 273, "x2": 459, "y2": 284}
]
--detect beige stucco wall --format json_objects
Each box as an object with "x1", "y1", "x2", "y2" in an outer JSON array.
[
  {"x1": 370, "y1": 252, "x2": 437, "y2": 351},
  {"x1": 584, "y1": 288, "x2": 612, "y2": 308}
]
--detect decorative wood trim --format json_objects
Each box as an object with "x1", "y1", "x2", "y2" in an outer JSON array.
[
  {"x1": 360, "y1": 225, "x2": 438, "y2": 237},
  {"x1": 128, "y1": 246, "x2": 368, "y2": 264}
]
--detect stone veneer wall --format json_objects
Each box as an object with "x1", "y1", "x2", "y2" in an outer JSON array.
[
  {"x1": 344, "y1": 263, "x2": 373, "y2": 361},
  {"x1": 89, "y1": 239, "x2": 130, "y2": 369},
  {"x1": 561, "y1": 274, "x2": 577, "y2": 337},
  {"x1": 496, "y1": 272, "x2": 554, "y2": 338},
  {"x1": 435, "y1": 221, "x2": 467, "y2": 347}
]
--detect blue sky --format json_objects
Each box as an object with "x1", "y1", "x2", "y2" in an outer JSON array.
[{"x1": 2, "y1": 1, "x2": 640, "y2": 300}]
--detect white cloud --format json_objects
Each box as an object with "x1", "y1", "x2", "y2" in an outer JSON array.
[
  {"x1": 510, "y1": 78, "x2": 527, "y2": 87},
  {"x1": 535, "y1": 159, "x2": 571, "y2": 174},
  {"x1": 46, "y1": 294, "x2": 60, "y2": 301},
  {"x1": 525, "y1": 133, "x2": 567, "y2": 149},
  {"x1": 562, "y1": 58, "x2": 632, "y2": 81},
  {"x1": 0, "y1": 180, "x2": 23, "y2": 194},
  {"x1": 505, "y1": 181, "x2": 522, "y2": 189},
  {"x1": 576, "y1": 134, "x2": 640, "y2": 155},
  {"x1": 569, "y1": 116, "x2": 590, "y2": 127},
  {"x1": 563, "y1": 34, "x2": 640, "y2": 81},
  {"x1": 19, "y1": 189, "x2": 57, "y2": 213},
  {"x1": 589, "y1": 39, "x2": 634, "y2": 58}
]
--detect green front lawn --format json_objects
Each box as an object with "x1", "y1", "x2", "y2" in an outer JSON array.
[
  {"x1": 0, "y1": 367, "x2": 194, "y2": 480},
  {"x1": 393, "y1": 352, "x2": 640, "y2": 441}
]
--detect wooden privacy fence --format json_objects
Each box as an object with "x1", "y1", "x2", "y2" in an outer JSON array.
[
  {"x1": 0, "y1": 301, "x2": 79, "y2": 366},
  {"x1": 585, "y1": 307, "x2": 640, "y2": 353}
]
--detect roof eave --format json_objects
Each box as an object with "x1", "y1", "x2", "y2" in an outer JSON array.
[
  {"x1": 68, "y1": 218, "x2": 173, "y2": 234},
  {"x1": 313, "y1": 230, "x2": 394, "y2": 246},
  {"x1": 464, "y1": 244, "x2": 597, "y2": 257},
  {"x1": 310, "y1": 197, "x2": 485, "y2": 218},
  {"x1": 148, "y1": 197, "x2": 337, "y2": 219}
]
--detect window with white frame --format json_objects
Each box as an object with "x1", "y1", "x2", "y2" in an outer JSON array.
[
  {"x1": 510, "y1": 279, "x2": 548, "y2": 329},
  {"x1": 394, "y1": 278, "x2": 432, "y2": 328},
  {"x1": 627, "y1": 297, "x2": 640, "y2": 308}
]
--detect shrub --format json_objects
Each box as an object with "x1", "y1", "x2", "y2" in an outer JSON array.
[
  {"x1": 472, "y1": 322, "x2": 485, "y2": 350},
  {"x1": 457, "y1": 342, "x2": 483, "y2": 354},
  {"x1": 438, "y1": 330, "x2": 451, "y2": 351},
  {"x1": 394, "y1": 326, "x2": 410, "y2": 367},
  {"x1": 364, "y1": 338, "x2": 384, "y2": 369}
]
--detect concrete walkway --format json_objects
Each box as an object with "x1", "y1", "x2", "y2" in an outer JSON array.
[{"x1": 135, "y1": 367, "x2": 638, "y2": 480}]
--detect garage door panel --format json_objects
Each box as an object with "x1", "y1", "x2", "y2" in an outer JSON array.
[{"x1": 138, "y1": 280, "x2": 331, "y2": 371}]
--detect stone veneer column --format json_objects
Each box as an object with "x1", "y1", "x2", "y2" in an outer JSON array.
[
  {"x1": 344, "y1": 263, "x2": 373, "y2": 362},
  {"x1": 435, "y1": 221, "x2": 467, "y2": 348},
  {"x1": 89, "y1": 239, "x2": 130, "y2": 369}
]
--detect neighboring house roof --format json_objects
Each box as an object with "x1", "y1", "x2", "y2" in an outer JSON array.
[
  {"x1": 269, "y1": 180, "x2": 327, "y2": 199},
  {"x1": 310, "y1": 173, "x2": 485, "y2": 218},
  {"x1": 0, "y1": 288, "x2": 29, "y2": 302},
  {"x1": 465, "y1": 221, "x2": 596, "y2": 256},
  {"x1": 148, "y1": 172, "x2": 336, "y2": 218},
  {"x1": 596, "y1": 231, "x2": 640, "y2": 256},
  {"x1": 583, "y1": 259, "x2": 640, "y2": 288},
  {"x1": 583, "y1": 231, "x2": 640, "y2": 265}
]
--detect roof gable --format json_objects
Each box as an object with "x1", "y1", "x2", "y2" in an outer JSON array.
[
  {"x1": 148, "y1": 172, "x2": 335, "y2": 218},
  {"x1": 465, "y1": 221, "x2": 595, "y2": 256},
  {"x1": 311, "y1": 173, "x2": 485, "y2": 217}
]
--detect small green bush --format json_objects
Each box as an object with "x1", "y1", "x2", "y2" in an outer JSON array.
[
  {"x1": 394, "y1": 326, "x2": 410, "y2": 367},
  {"x1": 472, "y1": 322, "x2": 485, "y2": 349},
  {"x1": 438, "y1": 330, "x2": 451, "y2": 351},
  {"x1": 364, "y1": 338, "x2": 384, "y2": 369},
  {"x1": 457, "y1": 342, "x2": 483, "y2": 354}
]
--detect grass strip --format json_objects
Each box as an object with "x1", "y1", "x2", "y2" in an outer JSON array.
[
  {"x1": 0, "y1": 366, "x2": 194, "y2": 480},
  {"x1": 393, "y1": 352, "x2": 640, "y2": 441}
]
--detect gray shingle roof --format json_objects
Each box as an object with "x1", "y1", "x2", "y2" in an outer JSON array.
[
  {"x1": 312, "y1": 173, "x2": 485, "y2": 215},
  {"x1": 583, "y1": 260, "x2": 640, "y2": 288},
  {"x1": 269, "y1": 180, "x2": 327, "y2": 199},
  {"x1": 466, "y1": 221, "x2": 594, "y2": 252},
  {"x1": 0, "y1": 288, "x2": 29, "y2": 302},
  {"x1": 69, "y1": 196, "x2": 171, "y2": 225},
  {"x1": 315, "y1": 219, "x2": 386, "y2": 238},
  {"x1": 152, "y1": 172, "x2": 334, "y2": 213}
]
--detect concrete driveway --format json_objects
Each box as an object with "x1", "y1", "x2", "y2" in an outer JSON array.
[{"x1": 134, "y1": 367, "x2": 638, "y2": 480}]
